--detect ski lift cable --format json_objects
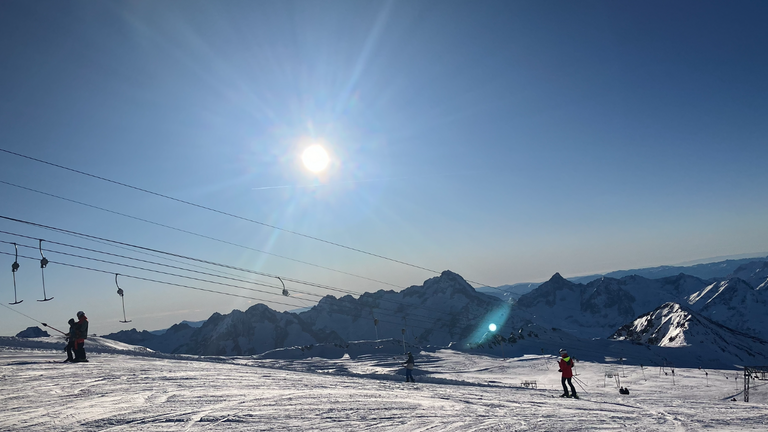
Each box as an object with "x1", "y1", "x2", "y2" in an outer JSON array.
[
  {"x1": 6, "y1": 238, "x2": 341, "y2": 307},
  {"x1": 3, "y1": 244, "x2": 313, "y2": 302},
  {"x1": 0, "y1": 251, "x2": 307, "y2": 309},
  {"x1": 0, "y1": 224, "x2": 468, "y2": 322},
  {"x1": 30, "y1": 227, "x2": 262, "y2": 282},
  {"x1": 0, "y1": 179, "x2": 403, "y2": 289},
  {"x1": 3, "y1": 238, "x2": 463, "y2": 326},
  {"x1": 3, "y1": 238, "x2": 286, "y2": 292},
  {"x1": 3, "y1": 239, "x2": 354, "y2": 306},
  {"x1": 0, "y1": 150, "x2": 497, "y2": 289},
  {"x1": 0, "y1": 216, "x2": 401, "y2": 296}
]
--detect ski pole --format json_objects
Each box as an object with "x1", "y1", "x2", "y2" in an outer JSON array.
[
  {"x1": 41, "y1": 322, "x2": 66, "y2": 335},
  {"x1": 573, "y1": 376, "x2": 588, "y2": 393}
]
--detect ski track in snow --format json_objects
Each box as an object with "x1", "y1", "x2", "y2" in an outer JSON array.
[{"x1": 1, "y1": 348, "x2": 767, "y2": 431}]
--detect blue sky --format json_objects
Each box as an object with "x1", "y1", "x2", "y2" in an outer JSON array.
[{"x1": 1, "y1": 1, "x2": 767, "y2": 335}]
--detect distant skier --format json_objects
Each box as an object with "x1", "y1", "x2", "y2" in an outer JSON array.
[
  {"x1": 558, "y1": 348, "x2": 578, "y2": 398},
  {"x1": 63, "y1": 318, "x2": 77, "y2": 362},
  {"x1": 73, "y1": 311, "x2": 89, "y2": 362},
  {"x1": 403, "y1": 352, "x2": 415, "y2": 383}
]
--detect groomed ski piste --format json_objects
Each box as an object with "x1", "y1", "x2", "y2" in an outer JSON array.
[{"x1": 1, "y1": 337, "x2": 767, "y2": 431}]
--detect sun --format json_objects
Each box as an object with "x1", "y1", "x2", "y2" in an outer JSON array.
[{"x1": 302, "y1": 145, "x2": 330, "y2": 173}]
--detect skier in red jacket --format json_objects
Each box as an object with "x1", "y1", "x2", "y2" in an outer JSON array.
[
  {"x1": 558, "y1": 348, "x2": 578, "y2": 398},
  {"x1": 73, "y1": 311, "x2": 89, "y2": 363}
]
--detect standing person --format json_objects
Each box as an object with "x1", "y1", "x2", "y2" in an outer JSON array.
[
  {"x1": 403, "y1": 352, "x2": 415, "y2": 383},
  {"x1": 558, "y1": 348, "x2": 578, "y2": 398},
  {"x1": 73, "y1": 311, "x2": 89, "y2": 363},
  {"x1": 63, "y1": 318, "x2": 77, "y2": 362}
]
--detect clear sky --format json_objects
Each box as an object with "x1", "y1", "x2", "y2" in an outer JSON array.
[{"x1": 1, "y1": 1, "x2": 767, "y2": 335}]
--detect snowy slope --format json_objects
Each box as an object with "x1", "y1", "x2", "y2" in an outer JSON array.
[
  {"x1": 610, "y1": 302, "x2": 768, "y2": 366},
  {"x1": 0, "y1": 335, "x2": 157, "y2": 356},
  {"x1": 686, "y1": 278, "x2": 768, "y2": 340},
  {"x1": 178, "y1": 303, "x2": 345, "y2": 356},
  {"x1": 727, "y1": 260, "x2": 768, "y2": 290},
  {"x1": 101, "y1": 322, "x2": 197, "y2": 353},
  {"x1": 2, "y1": 344, "x2": 768, "y2": 431}
]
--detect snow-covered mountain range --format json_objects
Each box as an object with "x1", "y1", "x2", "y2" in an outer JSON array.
[
  {"x1": 99, "y1": 259, "x2": 768, "y2": 368},
  {"x1": 610, "y1": 302, "x2": 768, "y2": 366}
]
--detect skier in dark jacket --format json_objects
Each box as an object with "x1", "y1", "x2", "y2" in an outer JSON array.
[
  {"x1": 558, "y1": 348, "x2": 578, "y2": 398},
  {"x1": 63, "y1": 318, "x2": 77, "y2": 362},
  {"x1": 73, "y1": 311, "x2": 89, "y2": 362},
  {"x1": 403, "y1": 352, "x2": 415, "y2": 383}
]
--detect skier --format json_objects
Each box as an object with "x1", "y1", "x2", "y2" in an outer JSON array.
[
  {"x1": 63, "y1": 318, "x2": 77, "y2": 362},
  {"x1": 558, "y1": 348, "x2": 578, "y2": 398},
  {"x1": 403, "y1": 352, "x2": 415, "y2": 383},
  {"x1": 72, "y1": 311, "x2": 89, "y2": 363}
]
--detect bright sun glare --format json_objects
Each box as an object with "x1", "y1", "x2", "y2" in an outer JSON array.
[{"x1": 302, "y1": 145, "x2": 330, "y2": 173}]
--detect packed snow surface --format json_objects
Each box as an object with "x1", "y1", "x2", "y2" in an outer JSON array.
[{"x1": 2, "y1": 342, "x2": 767, "y2": 431}]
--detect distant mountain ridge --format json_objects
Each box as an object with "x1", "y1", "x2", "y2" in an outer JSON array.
[
  {"x1": 610, "y1": 302, "x2": 768, "y2": 365},
  {"x1": 104, "y1": 271, "x2": 519, "y2": 355},
  {"x1": 99, "y1": 258, "x2": 768, "y2": 368},
  {"x1": 513, "y1": 272, "x2": 712, "y2": 338},
  {"x1": 569, "y1": 255, "x2": 768, "y2": 284},
  {"x1": 482, "y1": 255, "x2": 768, "y2": 299}
]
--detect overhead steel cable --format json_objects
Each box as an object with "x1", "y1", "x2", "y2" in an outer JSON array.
[
  {"x1": 0, "y1": 233, "x2": 288, "y2": 291},
  {"x1": 43, "y1": 228, "x2": 260, "y2": 282},
  {"x1": 0, "y1": 251, "x2": 305, "y2": 308},
  {"x1": 0, "y1": 218, "x2": 475, "y2": 322},
  {"x1": 0, "y1": 148, "x2": 496, "y2": 289},
  {"x1": 0, "y1": 179, "x2": 402, "y2": 289},
  {"x1": 5, "y1": 241, "x2": 286, "y2": 297}
]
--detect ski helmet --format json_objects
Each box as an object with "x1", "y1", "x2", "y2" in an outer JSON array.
[
  {"x1": 77, "y1": 311, "x2": 85, "y2": 318},
  {"x1": 559, "y1": 348, "x2": 567, "y2": 355}
]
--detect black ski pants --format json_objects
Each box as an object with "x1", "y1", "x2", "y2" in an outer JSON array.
[
  {"x1": 561, "y1": 376, "x2": 576, "y2": 395},
  {"x1": 74, "y1": 341, "x2": 86, "y2": 360},
  {"x1": 65, "y1": 340, "x2": 75, "y2": 361}
]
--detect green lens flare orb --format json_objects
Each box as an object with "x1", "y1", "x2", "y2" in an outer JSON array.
[{"x1": 488, "y1": 324, "x2": 497, "y2": 331}]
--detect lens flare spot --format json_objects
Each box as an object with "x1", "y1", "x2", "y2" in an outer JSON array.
[{"x1": 489, "y1": 324, "x2": 497, "y2": 332}]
